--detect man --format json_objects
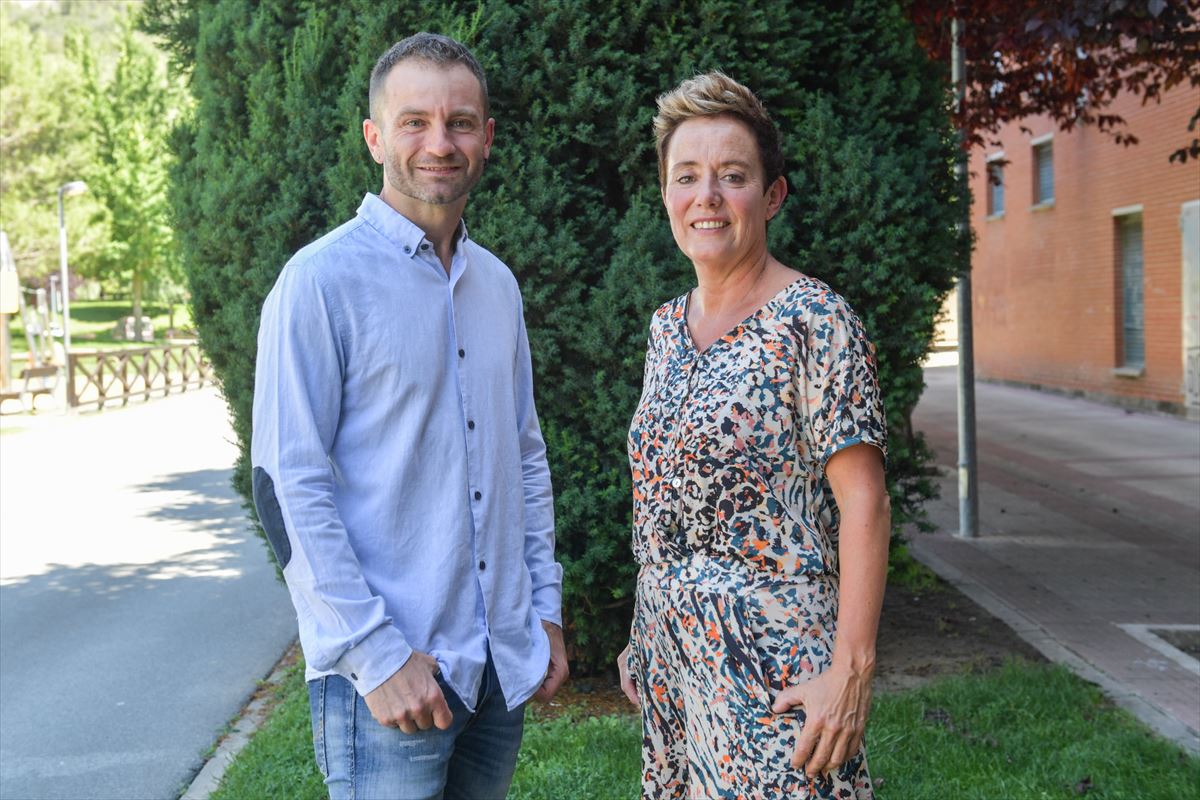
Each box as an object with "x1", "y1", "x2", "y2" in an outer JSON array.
[{"x1": 251, "y1": 33, "x2": 567, "y2": 800}]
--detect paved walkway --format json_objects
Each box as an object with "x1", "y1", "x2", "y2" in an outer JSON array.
[
  {"x1": 0, "y1": 389, "x2": 297, "y2": 800},
  {"x1": 910, "y1": 363, "x2": 1200, "y2": 754}
]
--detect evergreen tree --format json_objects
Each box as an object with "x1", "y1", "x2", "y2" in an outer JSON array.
[{"x1": 144, "y1": 0, "x2": 961, "y2": 671}]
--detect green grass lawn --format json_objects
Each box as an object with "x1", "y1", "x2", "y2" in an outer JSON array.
[
  {"x1": 62, "y1": 300, "x2": 194, "y2": 345},
  {"x1": 208, "y1": 659, "x2": 1198, "y2": 800},
  {"x1": 5, "y1": 299, "x2": 194, "y2": 381},
  {"x1": 7, "y1": 299, "x2": 193, "y2": 351}
]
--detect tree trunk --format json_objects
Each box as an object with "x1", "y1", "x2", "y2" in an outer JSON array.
[
  {"x1": 0, "y1": 312, "x2": 11, "y2": 391},
  {"x1": 132, "y1": 271, "x2": 145, "y2": 341}
]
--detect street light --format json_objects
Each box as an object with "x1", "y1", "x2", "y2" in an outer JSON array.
[{"x1": 57, "y1": 180, "x2": 87, "y2": 361}]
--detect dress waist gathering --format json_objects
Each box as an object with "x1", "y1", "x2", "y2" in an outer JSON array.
[{"x1": 637, "y1": 552, "x2": 834, "y2": 595}]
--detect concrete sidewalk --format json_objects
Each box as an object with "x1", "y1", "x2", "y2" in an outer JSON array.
[{"x1": 908, "y1": 364, "x2": 1200, "y2": 753}]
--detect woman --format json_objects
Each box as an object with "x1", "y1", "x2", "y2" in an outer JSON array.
[{"x1": 619, "y1": 72, "x2": 891, "y2": 799}]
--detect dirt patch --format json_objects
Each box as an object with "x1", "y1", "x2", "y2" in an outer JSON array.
[
  {"x1": 529, "y1": 678, "x2": 638, "y2": 721},
  {"x1": 536, "y1": 575, "x2": 1046, "y2": 719},
  {"x1": 1153, "y1": 628, "x2": 1200, "y2": 659},
  {"x1": 873, "y1": 577, "x2": 1045, "y2": 694}
]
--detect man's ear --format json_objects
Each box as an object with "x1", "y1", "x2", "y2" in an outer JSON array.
[
  {"x1": 363, "y1": 118, "x2": 385, "y2": 165},
  {"x1": 482, "y1": 117, "x2": 495, "y2": 161}
]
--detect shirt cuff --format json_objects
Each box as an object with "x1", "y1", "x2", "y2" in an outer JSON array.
[
  {"x1": 820, "y1": 435, "x2": 888, "y2": 468},
  {"x1": 334, "y1": 624, "x2": 413, "y2": 696},
  {"x1": 530, "y1": 562, "x2": 564, "y2": 627}
]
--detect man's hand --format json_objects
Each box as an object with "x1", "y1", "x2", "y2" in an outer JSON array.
[
  {"x1": 533, "y1": 620, "x2": 569, "y2": 702},
  {"x1": 617, "y1": 643, "x2": 639, "y2": 707},
  {"x1": 363, "y1": 651, "x2": 453, "y2": 734}
]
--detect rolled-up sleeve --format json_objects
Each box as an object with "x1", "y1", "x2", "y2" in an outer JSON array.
[
  {"x1": 251, "y1": 263, "x2": 412, "y2": 696},
  {"x1": 512, "y1": 295, "x2": 562, "y2": 626},
  {"x1": 806, "y1": 303, "x2": 888, "y2": 467}
]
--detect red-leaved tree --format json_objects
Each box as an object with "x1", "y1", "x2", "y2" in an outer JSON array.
[{"x1": 908, "y1": 0, "x2": 1200, "y2": 162}]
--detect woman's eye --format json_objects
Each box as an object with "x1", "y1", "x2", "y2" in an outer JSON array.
[{"x1": 676, "y1": 175, "x2": 695, "y2": 184}]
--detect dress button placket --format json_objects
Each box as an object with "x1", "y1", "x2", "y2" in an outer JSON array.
[{"x1": 669, "y1": 352, "x2": 697, "y2": 540}]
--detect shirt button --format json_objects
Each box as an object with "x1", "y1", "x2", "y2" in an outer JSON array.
[
  {"x1": 478, "y1": 560, "x2": 486, "y2": 571},
  {"x1": 403, "y1": 245, "x2": 412, "y2": 254},
  {"x1": 350, "y1": 672, "x2": 358, "y2": 681},
  {"x1": 474, "y1": 491, "x2": 482, "y2": 500},
  {"x1": 671, "y1": 477, "x2": 682, "y2": 488},
  {"x1": 467, "y1": 420, "x2": 475, "y2": 430},
  {"x1": 420, "y1": 243, "x2": 430, "y2": 250},
  {"x1": 458, "y1": 349, "x2": 465, "y2": 358}
]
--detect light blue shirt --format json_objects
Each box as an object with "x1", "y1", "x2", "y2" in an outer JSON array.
[{"x1": 251, "y1": 193, "x2": 561, "y2": 711}]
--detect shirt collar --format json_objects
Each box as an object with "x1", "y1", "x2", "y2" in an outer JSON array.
[{"x1": 357, "y1": 193, "x2": 470, "y2": 258}]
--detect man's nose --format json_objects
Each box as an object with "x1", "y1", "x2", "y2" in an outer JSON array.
[{"x1": 424, "y1": 125, "x2": 456, "y2": 158}]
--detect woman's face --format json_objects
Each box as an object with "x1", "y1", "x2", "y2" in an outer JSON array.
[{"x1": 661, "y1": 115, "x2": 786, "y2": 271}]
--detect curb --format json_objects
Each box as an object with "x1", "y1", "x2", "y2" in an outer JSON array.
[
  {"x1": 180, "y1": 638, "x2": 301, "y2": 800},
  {"x1": 907, "y1": 537, "x2": 1200, "y2": 756}
]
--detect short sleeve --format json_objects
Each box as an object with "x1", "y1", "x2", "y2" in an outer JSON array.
[{"x1": 805, "y1": 303, "x2": 888, "y2": 466}]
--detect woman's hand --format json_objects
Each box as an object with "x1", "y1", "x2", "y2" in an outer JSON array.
[
  {"x1": 617, "y1": 643, "x2": 640, "y2": 707},
  {"x1": 771, "y1": 662, "x2": 873, "y2": 776}
]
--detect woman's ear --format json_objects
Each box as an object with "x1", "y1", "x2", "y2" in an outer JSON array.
[{"x1": 765, "y1": 175, "x2": 788, "y2": 221}]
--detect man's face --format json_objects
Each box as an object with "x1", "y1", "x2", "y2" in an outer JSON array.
[{"x1": 366, "y1": 60, "x2": 494, "y2": 208}]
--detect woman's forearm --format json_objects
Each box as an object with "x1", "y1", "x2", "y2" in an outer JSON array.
[
  {"x1": 830, "y1": 491, "x2": 891, "y2": 674},
  {"x1": 824, "y1": 445, "x2": 892, "y2": 675}
]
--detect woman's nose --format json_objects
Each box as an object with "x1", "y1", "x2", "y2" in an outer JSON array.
[{"x1": 695, "y1": 177, "x2": 722, "y2": 207}]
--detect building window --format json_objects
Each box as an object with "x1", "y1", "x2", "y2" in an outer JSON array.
[
  {"x1": 986, "y1": 160, "x2": 1004, "y2": 216},
  {"x1": 1117, "y1": 214, "x2": 1144, "y2": 368},
  {"x1": 1033, "y1": 140, "x2": 1054, "y2": 205}
]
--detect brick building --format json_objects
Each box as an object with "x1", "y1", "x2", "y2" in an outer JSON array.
[{"x1": 966, "y1": 84, "x2": 1200, "y2": 417}]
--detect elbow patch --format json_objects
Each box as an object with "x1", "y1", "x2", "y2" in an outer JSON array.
[{"x1": 252, "y1": 467, "x2": 292, "y2": 569}]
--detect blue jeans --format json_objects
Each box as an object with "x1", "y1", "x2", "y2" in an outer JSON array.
[{"x1": 308, "y1": 655, "x2": 525, "y2": 800}]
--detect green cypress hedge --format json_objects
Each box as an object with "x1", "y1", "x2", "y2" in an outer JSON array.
[{"x1": 144, "y1": 0, "x2": 961, "y2": 673}]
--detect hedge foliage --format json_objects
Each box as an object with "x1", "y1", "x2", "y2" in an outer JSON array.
[{"x1": 143, "y1": 0, "x2": 962, "y2": 673}]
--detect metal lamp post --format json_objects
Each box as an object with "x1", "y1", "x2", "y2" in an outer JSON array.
[
  {"x1": 951, "y1": 20, "x2": 979, "y2": 538},
  {"x1": 57, "y1": 180, "x2": 88, "y2": 362}
]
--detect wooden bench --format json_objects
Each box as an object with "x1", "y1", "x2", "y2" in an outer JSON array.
[{"x1": 0, "y1": 365, "x2": 59, "y2": 412}]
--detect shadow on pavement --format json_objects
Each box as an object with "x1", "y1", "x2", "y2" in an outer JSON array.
[{"x1": 0, "y1": 466, "x2": 293, "y2": 800}]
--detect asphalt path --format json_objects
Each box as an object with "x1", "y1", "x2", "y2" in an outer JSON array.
[{"x1": 0, "y1": 388, "x2": 297, "y2": 800}]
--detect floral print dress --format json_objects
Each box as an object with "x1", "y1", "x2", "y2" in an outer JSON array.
[{"x1": 627, "y1": 276, "x2": 887, "y2": 799}]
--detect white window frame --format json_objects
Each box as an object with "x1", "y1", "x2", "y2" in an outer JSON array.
[
  {"x1": 1031, "y1": 133, "x2": 1055, "y2": 208},
  {"x1": 985, "y1": 151, "x2": 1005, "y2": 219},
  {"x1": 1112, "y1": 206, "x2": 1146, "y2": 376}
]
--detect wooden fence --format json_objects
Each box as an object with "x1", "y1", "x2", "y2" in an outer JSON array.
[{"x1": 67, "y1": 343, "x2": 213, "y2": 409}]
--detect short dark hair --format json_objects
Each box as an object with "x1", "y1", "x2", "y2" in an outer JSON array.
[
  {"x1": 369, "y1": 32, "x2": 489, "y2": 120},
  {"x1": 653, "y1": 71, "x2": 784, "y2": 191}
]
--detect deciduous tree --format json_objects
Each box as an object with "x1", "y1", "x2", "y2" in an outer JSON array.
[
  {"x1": 79, "y1": 17, "x2": 186, "y2": 338},
  {"x1": 0, "y1": 13, "x2": 101, "y2": 281},
  {"x1": 907, "y1": 0, "x2": 1200, "y2": 162}
]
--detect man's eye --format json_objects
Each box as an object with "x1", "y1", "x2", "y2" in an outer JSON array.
[
  {"x1": 402, "y1": 119, "x2": 424, "y2": 128},
  {"x1": 450, "y1": 119, "x2": 474, "y2": 129},
  {"x1": 722, "y1": 173, "x2": 745, "y2": 183}
]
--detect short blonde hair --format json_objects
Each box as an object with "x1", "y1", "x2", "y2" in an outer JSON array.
[{"x1": 653, "y1": 71, "x2": 784, "y2": 189}]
